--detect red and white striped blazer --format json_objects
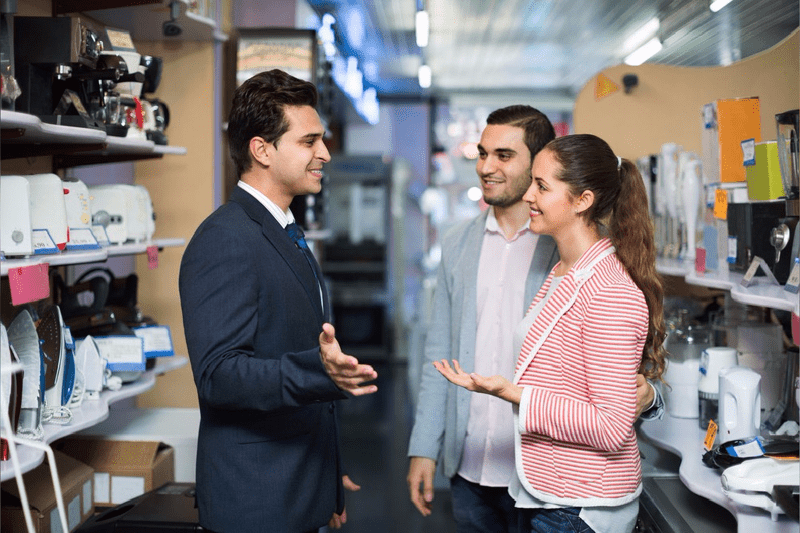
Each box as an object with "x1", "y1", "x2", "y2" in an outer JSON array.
[{"x1": 513, "y1": 238, "x2": 647, "y2": 506}]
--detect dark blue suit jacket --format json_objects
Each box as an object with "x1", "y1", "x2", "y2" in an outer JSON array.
[{"x1": 179, "y1": 186, "x2": 347, "y2": 532}]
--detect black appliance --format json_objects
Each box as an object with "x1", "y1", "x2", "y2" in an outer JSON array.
[
  {"x1": 727, "y1": 200, "x2": 793, "y2": 283},
  {"x1": 75, "y1": 482, "x2": 206, "y2": 532},
  {"x1": 13, "y1": 16, "x2": 141, "y2": 131}
]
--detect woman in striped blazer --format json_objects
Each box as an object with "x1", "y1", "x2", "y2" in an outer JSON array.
[{"x1": 435, "y1": 133, "x2": 667, "y2": 533}]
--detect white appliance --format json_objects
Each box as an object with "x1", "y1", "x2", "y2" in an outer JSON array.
[
  {"x1": 89, "y1": 184, "x2": 155, "y2": 244},
  {"x1": 0, "y1": 175, "x2": 34, "y2": 256},
  {"x1": 698, "y1": 346, "x2": 738, "y2": 429},
  {"x1": 25, "y1": 173, "x2": 69, "y2": 251},
  {"x1": 718, "y1": 366, "x2": 761, "y2": 443}
]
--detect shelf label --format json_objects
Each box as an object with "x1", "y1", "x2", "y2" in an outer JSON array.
[
  {"x1": 146, "y1": 245, "x2": 158, "y2": 270},
  {"x1": 695, "y1": 247, "x2": 706, "y2": 274},
  {"x1": 31, "y1": 229, "x2": 59, "y2": 255},
  {"x1": 740, "y1": 256, "x2": 780, "y2": 287},
  {"x1": 93, "y1": 336, "x2": 145, "y2": 372},
  {"x1": 784, "y1": 258, "x2": 799, "y2": 294},
  {"x1": 65, "y1": 227, "x2": 100, "y2": 251},
  {"x1": 8, "y1": 263, "x2": 50, "y2": 305},
  {"x1": 133, "y1": 325, "x2": 174, "y2": 358},
  {"x1": 713, "y1": 189, "x2": 728, "y2": 220},
  {"x1": 726, "y1": 236, "x2": 737, "y2": 264},
  {"x1": 741, "y1": 138, "x2": 756, "y2": 166},
  {"x1": 704, "y1": 419, "x2": 718, "y2": 451}
]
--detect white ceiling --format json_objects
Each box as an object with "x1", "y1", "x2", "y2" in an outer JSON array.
[{"x1": 305, "y1": 0, "x2": 799, "y2": 99}]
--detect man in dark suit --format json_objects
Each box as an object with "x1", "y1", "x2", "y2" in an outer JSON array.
[{"x1": 179, "y1": 69, "x2": 378, "y2": 533}]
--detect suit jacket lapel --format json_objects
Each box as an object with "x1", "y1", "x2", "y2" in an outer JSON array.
[{"x1": 229, "y1": 188, "x2": 325, "y2": 324}]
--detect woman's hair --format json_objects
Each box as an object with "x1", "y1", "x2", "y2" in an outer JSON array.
[
  {"x1": 545, "y1": 134, "x2": 666, "y2": 382},
  {"x1": 228, "y1": 69, "x2": 319, "y2": 178}
]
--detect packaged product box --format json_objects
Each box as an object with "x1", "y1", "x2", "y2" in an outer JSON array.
[
  {"x1": 701, "y1": 97, "x2": 762, "y2": 184},
  {"x1": 1, "y1": 450, "x2": 95, "y2": 533},
  {"x1": 55, "y1": 438, "x2": 174, "y2": 507}
]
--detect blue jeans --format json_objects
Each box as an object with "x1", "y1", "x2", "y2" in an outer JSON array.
[
  {"x1": 518, "y1": 507, "x2": 594, "y2": 533},
  {"x1": 450, "y1": 475, "x2": 519, "y2": 533}
]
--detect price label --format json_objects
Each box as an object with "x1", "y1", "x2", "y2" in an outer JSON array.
[
  {"x1": 147, "y1": 245, "x2": 158, "y2": 270},
  {"x1": 741, "y1": 138, "x2": 756, "y2": 166},
  {"x1": 8, "y1": 264, "x2": 50, "y2": 306},
  {"x1": 704, "y1": 419, "x2": 718, "y2": 451},
  {"x1": 713, "y1": 189, "x2": 728, "y2": 220},
  {"x1": 695, "y1": 247, "x2": 706, "y2": 274},
  {"x1": 784, "y1": 258, "x2": 800, "y2": 294}
]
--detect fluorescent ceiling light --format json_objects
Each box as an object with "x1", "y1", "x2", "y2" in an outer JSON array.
[
  {"x1": 624, "y1": 37, "x2": 663, "y2": 65},
  {"x1": 416, "y1": 10, "x2": 429, "y2": 47},
  {"x1": 624, "y1": 17, "x2": 660, "y2": 51},
  {"x1": 710, "y1": 0, "x2": 734, "y2": 12},
  {"x1": 418, "y1": 64, "x2": 432, "y2": 88}
]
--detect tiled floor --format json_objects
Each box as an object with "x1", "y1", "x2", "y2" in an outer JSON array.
[{"x1": 336, "y1": 361, "x2": 457, "y2": 533}]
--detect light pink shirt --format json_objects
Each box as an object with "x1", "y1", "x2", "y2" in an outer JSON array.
[{"x1": 458, "y1": 207, "x2": 538, "y2": 487}]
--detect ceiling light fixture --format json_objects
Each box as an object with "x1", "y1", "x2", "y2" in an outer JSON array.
[
  {"x1": 624, "y1": 17, "x2": 660, "y2": 51},
  {"x1": 624, "y1": 37, "x2": 663, "y2": 65},
  {"x1": 416, "y1": 10, "x2": 429, "y2": 47},
  {"x1": 418, "y1": 64, "x2": 431, "y2": 88},
  {"x1": 709, "y1": 0, "x2": 734, "y2": 12}
]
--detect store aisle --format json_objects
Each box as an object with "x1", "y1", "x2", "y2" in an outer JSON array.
[{"x1": 336, "y1": 361, "x2": 456, "y2": 533}]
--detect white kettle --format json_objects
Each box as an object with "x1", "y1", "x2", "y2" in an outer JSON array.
[{"x1": 718, "y1": 366, "x2": 761, "y2": 443}]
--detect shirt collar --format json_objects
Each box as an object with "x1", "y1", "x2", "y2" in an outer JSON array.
[
  {"x1": 237, "y1": 180, "x2": 295, "y2": 228},
  {"x1": 484, "y1": 206, "x2": 531, "y2": 238}
]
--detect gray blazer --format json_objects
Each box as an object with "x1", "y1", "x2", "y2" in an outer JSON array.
[{"x1": 407, "y1": 210, "x2": 559, "y2": 478}]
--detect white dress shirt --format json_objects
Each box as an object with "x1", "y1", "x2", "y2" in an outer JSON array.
[{"x1": 458, "y1": 207, "x2": 538, "y2": 487}]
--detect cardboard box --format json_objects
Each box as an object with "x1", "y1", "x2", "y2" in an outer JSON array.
[
  {"x1": 1, "y1": 450, "x2": 94, "y2": 533},
  {"x1": 55, "y1": 438, "x2": 174, "y2": 507}
]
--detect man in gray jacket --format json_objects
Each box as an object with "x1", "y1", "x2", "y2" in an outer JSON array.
[{"x1": 406, "y1": 105, "x2": 662, "y2": 533}]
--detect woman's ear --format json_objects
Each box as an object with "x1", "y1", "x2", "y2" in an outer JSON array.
[
  {"x1": 575, "y1": 190, "x2": 595, "y2": 214},
  {"x1": 249, "y1": 136, "x2": 271, "y2": 168}
]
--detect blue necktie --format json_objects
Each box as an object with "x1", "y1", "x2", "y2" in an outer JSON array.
[{"x1": 286, "y1": 222, "x2": 322, "y2": 295}]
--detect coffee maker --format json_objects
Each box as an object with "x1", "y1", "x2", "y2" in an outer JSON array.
[
  {"x1": 771, "y1": 109, "x2": 800, "y2": 281},
  {"x1": 13, "y1": 16, "x2": 142, "y2": 132}
]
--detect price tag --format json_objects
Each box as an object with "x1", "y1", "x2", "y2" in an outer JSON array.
[
  {"x1": 740, "y1": 256, "x2": 780, "y2": 287},
  {"x1": 8, "y1": 263, "x2": 50, "y2": 305},
  {"x1": 91, "y1": 225, "x2": 110, "y2": 246},
  {"x1": 146, "y1": 245, "x2": 159, "y2": 270},
  {"x1": 65, "y1": 227, "x2": 100, "y2": 251},
  {"x1": 727, "y1": 236, "x2": 737, "y2": 264},
  {"x1": 695, "y1": 247, "x2": 707, "y2": 273},
  {"x1": 704, "y1": 419, "x2": 718, "y2": 451},
  {"x1": 31, "y1": 229, "x2": 59, "y2": 255},
  {"x1": 741, "y1": 138, "x2": 756, "y2": 166},
  {"x1": 703, "y1": 104, "x2": 715, "y2": 129},
  {"x1": 713, "y1": 189, "x2": 728, "y2": 220},
  {"x1": 93, "y1": 336, "x2": 145, "y2": 372},
  {"x1": 725, "y1": 437, "x2": 765, "y2": 458},
  {"x1": 133, "y1": 325, "x2": 174, "y2": 358},
  {"x1": 784, "y1": 258, "x2": 800, "y2": 294}
]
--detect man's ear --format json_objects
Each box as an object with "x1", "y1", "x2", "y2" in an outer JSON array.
[{"x1": 249, "y1": 136, "x2": 271, "y2": 168}]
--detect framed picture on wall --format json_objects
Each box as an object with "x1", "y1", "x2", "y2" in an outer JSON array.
[{"x1": 236, "y1": 28, "x2": 318, "y2": 87}]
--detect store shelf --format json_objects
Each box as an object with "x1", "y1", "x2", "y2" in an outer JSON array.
[
  {"x1": 640, "y1": 415, "x2": 798, "y2": 532},
  {"x1": 0, "y1": 356, "x2": 188, "y2": 482},
  {"x1": 1, "y1": 238, "x2": 185, "y2": 277},
  {"x1": 656, "y1": 257, "x2": 798, "y2": 313},
  {"x1": 0, "y1": 110, "x2": 187, "y2": 165}
]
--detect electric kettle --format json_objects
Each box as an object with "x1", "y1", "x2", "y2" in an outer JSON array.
[
  {"x1": 698, "y1": 346, "x2": 738, "y2": 429},
  {"x1": 718, "y1": 366, "x2": 761, "y2": 444}
]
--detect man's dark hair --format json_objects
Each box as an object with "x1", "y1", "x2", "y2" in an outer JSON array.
[
  {"x1": 228, "y1": 69, "x2": 319, "y2": 178},
  {"x1": 486, "y1": 105, "x2": 556, "y2": 160}
]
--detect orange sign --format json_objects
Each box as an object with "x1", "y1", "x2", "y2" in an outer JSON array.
[
  {"x1": 713, "y1": 188, "x2": 728, "y2": 220},
  {"x1": 594, "y1": 74, "x2": 620, "y2": 100}
]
